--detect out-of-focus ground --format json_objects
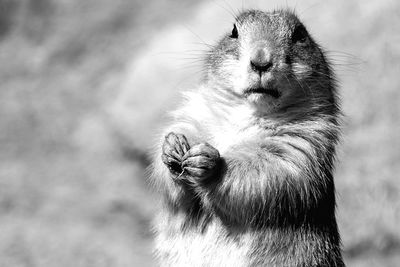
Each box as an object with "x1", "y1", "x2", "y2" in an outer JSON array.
[{"x1": 0, "y1": 0, "x2": 399, "y2": 266}]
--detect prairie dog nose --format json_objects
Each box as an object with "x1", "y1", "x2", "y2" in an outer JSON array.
[{"x1": 250, "y1": 48, "x2": 273, "y2": 73}]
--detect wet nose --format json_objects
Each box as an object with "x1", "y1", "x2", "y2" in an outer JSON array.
[{"x1": 250, "y1": 48, "x2": 273, "y2": 73}]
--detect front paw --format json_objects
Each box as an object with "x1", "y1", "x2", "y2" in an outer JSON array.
[
  {"x1": 161, "y1": 132, "x2": 190, "y2": 175},
  {"x1": 182, "y1": 143, "x2": 220, "y2": 182}
]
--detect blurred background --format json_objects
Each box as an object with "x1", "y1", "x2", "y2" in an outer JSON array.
[{"x1": 0, "y1": 0, "x2": 399, "y2": 266}]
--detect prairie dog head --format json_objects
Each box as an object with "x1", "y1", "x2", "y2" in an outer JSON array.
[{"x1": 205, "y1": 9, "x2": 336, "y2": 114}]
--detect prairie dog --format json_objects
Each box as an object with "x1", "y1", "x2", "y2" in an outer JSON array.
[{"x1": 151, "y1": 9, "x2": 344, "y2": 267}]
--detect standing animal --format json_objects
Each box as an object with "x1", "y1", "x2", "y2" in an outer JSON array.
[{"x1": 151, "y1": 9, "x2": 344, "y2": 267}]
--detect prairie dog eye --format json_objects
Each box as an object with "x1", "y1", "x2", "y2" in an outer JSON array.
[
  {"x1": 292, "y1": 25, "x2": 308, "y2": 44},
  {"x1": 230, "y1": 24, "x2": 238, "y2": 38}
]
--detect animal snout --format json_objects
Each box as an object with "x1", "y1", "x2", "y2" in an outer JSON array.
[{"x1": 250, "y1": 48, "x2": 273, "y2": 73}]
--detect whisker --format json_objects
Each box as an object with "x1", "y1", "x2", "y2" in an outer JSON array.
[
  {"x1": 180, "y1": 25, "x2": 213, "y2": 51},
  {"x1": 190, "y1": 42, "x2": 215, "y2": 49}
]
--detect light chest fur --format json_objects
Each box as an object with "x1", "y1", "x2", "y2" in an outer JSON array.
[
  {"x1": 154, "y1": 212, "x2": 253, "y2": 267},
  {"x1": 172, "y1": 89, "x2": 273, "y2": 155},
  {"x1": 155, "y1": 90, "x2": 266, "y2": 266}
]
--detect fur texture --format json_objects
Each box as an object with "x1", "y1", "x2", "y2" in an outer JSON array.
[{"x1": 151, "y1": 9, "x2": 344, "y2": 267}]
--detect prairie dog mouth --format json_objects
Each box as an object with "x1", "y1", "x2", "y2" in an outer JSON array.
[{"x1": 244, "y1": 87, "x2": 281, "y2": 98}]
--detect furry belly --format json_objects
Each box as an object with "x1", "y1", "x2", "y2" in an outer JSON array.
[{"x1": 154, "y1": 219, "x2": 252, "y2": 267}]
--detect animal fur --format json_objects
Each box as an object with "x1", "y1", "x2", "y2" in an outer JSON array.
[{"x1": 151, "y1": 9, "x2": 344, "y2": 267}]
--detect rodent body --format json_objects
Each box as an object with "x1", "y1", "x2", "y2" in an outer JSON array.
[{"x1": 151, "y1": 9, "x2": 344, "y2": 266}]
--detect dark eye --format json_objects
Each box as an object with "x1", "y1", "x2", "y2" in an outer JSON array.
[
  {"x1": 230, "y1": 24, "x2": 238, "y2": 39},
  {"x1": 292, "y1": 25, "x2": 308, "y2": 44}
]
